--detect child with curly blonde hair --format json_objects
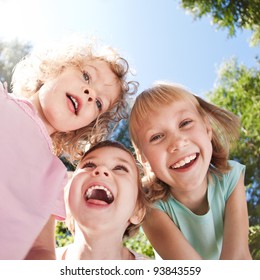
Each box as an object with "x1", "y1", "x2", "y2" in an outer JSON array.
[
  {"x1": 0, "y1": 37, "x2": 138, "y2": 260},
  {"x1": 129, "y1": 82, "x2": 251, "y2": 260}
]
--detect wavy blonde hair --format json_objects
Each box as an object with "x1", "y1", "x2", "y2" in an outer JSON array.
[
  {"x1": 129, "y1": 82, "x2": 240, "y2": 202},
  {"x1": 11, "y1": 38, "x2": 138, "y2": 162}
]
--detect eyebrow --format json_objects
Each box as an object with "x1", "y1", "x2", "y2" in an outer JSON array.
[
  {"x1": 88, "y1": 156, "x2": 131, "y2": 164},
  {"x1": 87, "y1": 64, "x2": 98, "y2": 72},
  {"x1": 81, "y1": 155, "x2": 133, "y2": 166},
  {"x1": 88, "y1": 64, "x2": 117, "y2": 87}
]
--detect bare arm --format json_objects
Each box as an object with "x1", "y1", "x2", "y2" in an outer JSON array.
[
  {"x1": 25, "y1": 215, "x2": 56, "y2": 260},
  {"x1": 143, "y1": 208, "x2": 202, "y2": 260},
  {"x1": 220, "y1": 173, "x2": 252, "y2": 259}
]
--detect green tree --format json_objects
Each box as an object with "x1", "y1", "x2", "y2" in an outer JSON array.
[
  {"x1": 179, "y1": 0, "x2": 260, "y2": 46},
  {"x1": 207, "y1": 57, "x2": 260, "y2": 259},
  {"x1": 0, "y1": 39, "x2": 32, "y2": 90},
  {"x1": 110, "y1": 119, "x2": 132, "y2": 150}
]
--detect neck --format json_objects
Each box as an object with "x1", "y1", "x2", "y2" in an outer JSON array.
[
  {"x1": 65, "y1": 224, "x2": 133, "y2": 260},
  {"x1": 171, "y1": 177, "x2": 209, "y2": 215}
]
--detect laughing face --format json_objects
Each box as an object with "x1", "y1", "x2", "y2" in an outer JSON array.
[
  {"x1": 67, "y1": 146, "x2": 140, "y2": 233},
  {"x1": 138, "y1": 99, "x2": 213, "y2": 196},
  {"x1": 31, "y1": 60, "x2": 121, "y2": 135}
]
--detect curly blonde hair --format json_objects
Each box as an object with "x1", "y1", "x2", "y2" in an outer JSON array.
[
  {"x1": 65, "y1": 140, "x2": 150, "y2": 239},
  {"x1": 129, "y1": 82, "x2": 240, "y2": 202},
  {"x1": 11, "y1": 38, "x2": 138, "y2": 162}
]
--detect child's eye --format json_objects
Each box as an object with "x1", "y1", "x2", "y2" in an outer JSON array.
[
  {"x1": 95, "y1": 99, "x2": 102, "y2": 111},
  {"x1": 82, "y1": 71, "x2": 90, "y2": 82},
  {"x1": 82, "y1": 161, "x2": 96, "y2": 169},
  {"x1": 113, "y1": 165, "x2": 129, "y2": 173},
  {"x1": 180, "y1": 119, "x2": 192, "y2": 128},
  {"x1": 150, "y1": 134, "x2": 163, "y2": 143}
]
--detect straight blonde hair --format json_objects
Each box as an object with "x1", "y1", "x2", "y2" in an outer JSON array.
[{"x1": 129, "y1": 82, "x2": 240, "y2": 201}]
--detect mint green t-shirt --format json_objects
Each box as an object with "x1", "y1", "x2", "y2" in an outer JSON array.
[{"x1": 155, "y1": 160, "x2": 245, "y2": 260}]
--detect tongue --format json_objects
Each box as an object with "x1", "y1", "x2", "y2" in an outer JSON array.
[
  {"x1": 87, "y1": 189, "x2": 110, "y2": 204},
  {"x1": 87, "y1": 199, "x2": 108, "y2": 205}
]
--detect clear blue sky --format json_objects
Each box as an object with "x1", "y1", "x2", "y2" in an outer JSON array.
[{"x1": 0, "y1": 0, "x2": 258, "y2": 97}]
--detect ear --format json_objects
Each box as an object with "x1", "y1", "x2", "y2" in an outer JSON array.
[{"x1": 129, "y1": 206, "x2": 146, "y2": 225}]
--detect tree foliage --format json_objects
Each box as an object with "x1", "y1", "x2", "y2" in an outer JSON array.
[
  {"x1": 179, "y1": 0, "x2": 260, "y2": 46},
  {"x1": 110, "y1": 119, "x2": 132, "y2": 150},
  {"x1": 207, "y1": 57, "x2": 260, "y2": 259},
  {"x1": 0, "y1": 39, "x2": 32, "y2": 90},
  {"x1": 249, "y1": 225, "x2": 260, "y2": 260},
  {"x1": 124, "y1": 230, "x2": 155, "y2": 259}
]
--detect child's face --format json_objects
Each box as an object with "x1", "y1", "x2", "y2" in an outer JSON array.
[
  {"x1": 68, "y1": 146, "x2": 139, "y2": 233},
  {"x1": 36, "y1": 60, "x2": 121, "y2": 134},
  {"x1": 137, "y1": 99, "x2": 213, "y2": 194}
]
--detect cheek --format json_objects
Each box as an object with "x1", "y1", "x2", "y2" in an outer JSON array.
[
  {"x1": 145, "y1": 149, "x2": 163, "y2": 169},
  {"x1": 80, "y1": 110, "x2": 97, "y2": 127},
  {"x1": 38, "y1": 89, "x2": 48, "y2": 110},
  {"x1": 204, "y1": 128, "x2": 213, "y2": 150},
  {"x1": 121, "y1": 182, "x2": 138, "y2": 207},
  {"x1": 141, "y1": 145, "x2": 156, "y2": 162},
  {"x1": 67, "y1": 188, "x2": 76, "y2": 211},
  {"x1": 111, "y1": 87, "x2": 121, "y2": 104},
  {"x1": 67, "y1": 180, "x2": 81, "y2": 208},
  {"x1": 39, "y1": 82, "x2": 55, "y2": 102},
  {"x1": 207, "y1": 142, "x2": 213, "y2": 160}
]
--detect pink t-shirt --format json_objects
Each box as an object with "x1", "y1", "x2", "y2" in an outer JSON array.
[{"x1": 0, "y1": 83, "x2": 68, "y2": 259}]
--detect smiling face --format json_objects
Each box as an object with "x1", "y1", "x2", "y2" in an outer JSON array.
[
  {"x1": 67, "y1": 145, "x2": 141, "y2": 234},
  {"x1": 137, "y1": 98, "x2": 213, "y2": 196},
  {"x1": 31, "y1": 60, "x2": 121, "y2": 134}
]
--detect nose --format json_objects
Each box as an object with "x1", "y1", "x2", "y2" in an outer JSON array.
[
  {"x1": 92, "y1": 166, "x2": 110, "y2": 177},
  {"x1": 84, "y1": 88, "x2": 95, "y2": 103},
  {"x1": 167, "y1": 133, "x2": 188, "y2": 153}
]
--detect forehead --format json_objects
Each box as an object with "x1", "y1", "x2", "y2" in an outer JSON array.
[
  {"x1": 82, "y1": 146, "x2": 137, "y2": 169},
  {"x1": 84, "y1": 60, "x2": 119, "y2": 82},
  {"x1": 134, "y1": 100, "x2": 202, "y2": 145},
  {"x1": 144, "y1": 99, "x2": 199, "y2": 121}
]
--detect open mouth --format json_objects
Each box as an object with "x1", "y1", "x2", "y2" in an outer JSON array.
[
  {"x1": 170, "y1": 153, "x2": 198, "y2": 170},
  {"x1": 66, "y1": 94, "x2": 79, "y2": 114},
  {"x1": 85, "y1": 185, "x2": 114, "y2": 205}
]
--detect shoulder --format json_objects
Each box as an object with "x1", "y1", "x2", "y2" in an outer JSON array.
[
  {"x1": 227, "y1": 160, "x2": 245, "y2": 174},
  {"x1": 154, "y1": 196, "x2": 175, "y2": 209},
  {"x1": 224, "y1": 160, "x2": 245, "y2": 186},
  {"x1": 212, "y1": 160, "x2": 245, "y2": 201},
  {"x1": 154, "y1": 196, "x2": 182, "y2": 216}
]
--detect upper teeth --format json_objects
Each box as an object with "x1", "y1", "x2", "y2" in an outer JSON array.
[
  {"x1": 86, "y1": 185, "x2": 112, "y2": 199},
  {"x1": 70, "y1": 96, "x2": 78, "y2": 110},
  {"x1": 172, "y1": 154, "x2": 196, "y2": 169}
]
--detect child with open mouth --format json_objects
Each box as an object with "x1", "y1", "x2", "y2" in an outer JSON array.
[
  {"x1": 56, "y1": 140, "x2": 150, "y2": 260},
  {"x1": 129, "y1": 82, "x2": 252, "y2": 260}
]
